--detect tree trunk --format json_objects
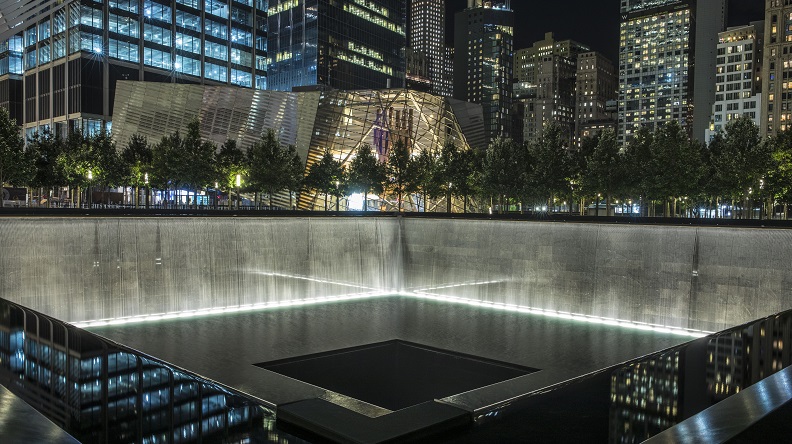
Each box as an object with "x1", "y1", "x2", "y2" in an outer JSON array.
[
  {"x1": 363, "y1": 191, "x2": 368, "y2": 212},
  {"x1": 269, "y1": 189, "x2": 274, "y2": 208},
  {"x1": 324, "y1": 193, "x2": 328, "y2": 211},
  {"x1": 446, "y1": 190, "x2": 451, "y2": 213},
  {"x1": 464, "y1": 195, "x2": 467, "y2": 214}
]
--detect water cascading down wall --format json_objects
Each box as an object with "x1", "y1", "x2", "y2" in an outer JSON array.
[{"x1": 1, "y1": 216, "x2": 790, "y2": 332}]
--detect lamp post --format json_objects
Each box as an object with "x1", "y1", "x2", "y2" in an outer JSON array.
[
  {"x1": 144, "y1": 173, "x2": 149, "y2": 209},
  {"x1": 447, "y1": 182, "x2": 452, "y2": 213},
  {"x1": 335, "y1": 180, "x2": 340, "y2": 211},
  {"x1": 87, "y1": 170, "x2": 93, "y2": 208},
  {"x1": 214, "y1": 181, "x2": 219, "y2": 209},
  {"x1": 235, "y1": 174, "x2": 241, "y2": 209}
]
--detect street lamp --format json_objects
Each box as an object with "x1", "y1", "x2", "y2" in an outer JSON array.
[
  {"x1": 144, "y1": 173, "x2": 149, "y2": 209},
  {"x1": 214, "y1": 181, "x2": 219, "y2": 209},
  {"x1": 235, "y1": 174, "x2": 241, "y2": 209},
  {"x1": 87, "y1": 170, "x2": 93, "y2": 208},
  {"x1": 447, "y1": 182, "x2": 452, "y2": 213},
  {"x1": 335, "y1": 180, "x2": 340, "y2": 211}
]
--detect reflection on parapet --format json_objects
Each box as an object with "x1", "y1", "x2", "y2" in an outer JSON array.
[
  {"x1": 609, "y1": 350, "x2": 681, "y2": 442},
  {"x1": 0, "y1": 298, "x2": 288, "y2": 443},
  {"x1": 707, "y1": 312, "x2": 792, "y2": 401},
  {"x1": 610, "y1": 310, "x2": 792, "y2": 443}
]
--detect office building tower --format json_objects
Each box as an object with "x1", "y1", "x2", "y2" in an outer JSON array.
[
  {"x1": 0, "y1": 0, "x2": 267, "y2": 136},
  {"x1": 618, "y1": 0, "x2": 727, "y2": 145},
  {"x1": 409, "y1": 0, "x2": 445, "y2": 95},
  {"x1": 454, "y1": 0, "x2": 513, "y2": 141},
  {"x1": 762, "y1": 0, "x2": 792, "y2": 137},
  {"x1": 705, "y1": 23, "x2": 763, "y2": 142},
  {"x1": 513, "y1": 32, "x2": 590, "y2": 144},
  {"x1": 267, "y1": 0, "x2": 406, "y2": 92},
  {"x1": 576, "y1": 51, "x2": 618, "y2": 139}
]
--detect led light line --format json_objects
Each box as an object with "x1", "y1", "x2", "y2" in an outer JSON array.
[
  {"x1": 71, "y1": 291, "x2": 389, "y2": 328},
  {"x1": 403, "y1": 291, "x2": 712, "y2": 338}
]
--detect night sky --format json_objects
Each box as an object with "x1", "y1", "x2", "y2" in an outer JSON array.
[{"x1": 445, "y1": 0, "x2": 766, "y2": 62}]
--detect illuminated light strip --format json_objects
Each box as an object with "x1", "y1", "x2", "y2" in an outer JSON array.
[
  {"x1": 250, "y1": 271, "x2": 379, "y2": 291},
  {"x1": 403, "y1": 291, "x2": 712, "y2": 338},
  {"x1": 71, "y1": 291, "x2": 390, "y2": 329},
  {"x1": 413, "y1": 280, "x2": 504, "y2": 292}
]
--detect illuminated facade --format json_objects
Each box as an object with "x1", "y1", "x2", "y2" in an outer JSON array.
[
  {"x1": 761, "y1": 0, "x2": 792, "y2": 137},
  {"x1": 618, "y1": 0, "x2": 726, "y2": 145},
  {"x1": 0, "y1": 0, "x2": 267, "y2": 137},
  {"x1": 453, "y1": 0, "x2": 513, "y2": 141},
  {"x1": 266, "y1": 0, "x2": 406, "y2": 91},
  {"x1": 576, "y1": 51, "x2": 618, "y2": 140},
  {"x1": 514, "y1": 32, "x2": 590, "y2": 144},
  {"x1": 110, "y1": 81, "x2": 484, "y2": 210},
  {"x1": 408, "y1": 0, "x2": 446, "y2": 96},
  {"x1": 705, "y1": 23, "x2": 763, "y2": 143}
]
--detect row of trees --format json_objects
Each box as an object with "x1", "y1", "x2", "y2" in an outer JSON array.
[
  {"x1": 1, "y1": 104, "x2": 790, "y2": 217},
  {"x1": 0, "y1": 110, "x2": 305, "y2": 208}
]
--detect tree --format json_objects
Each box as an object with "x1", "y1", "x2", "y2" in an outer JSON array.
[
  {"x1": 0, "y1": 107, "x2": 31, "y2": 191},
  {"x1": 347, "y1": 144, "x2": 386, "y2": 212},
  {"x1": 569, "y1": 133, "x2": 600, "y2": 214},
  {"x1": 763, "y1": 129, "x2": 792, "y2": 218},
  {"x1": 215, "y1": 139, "x2": 247, "y2": 209},
  {"x1": 530, "y1": 124, "x2": 571, "y2": 209},
  {"x1": 708, "y1": 117, "x2": 770, "y2": 218},
  {"x1": 151, "y1": 130, "x2": 184, "y2": 206},
  {"x1": 304, "y1": 149, "x2": 343, "y2": 210},
  {"x1": 585, "y1": 128, "x2": 623, "y2": 216},
  {"x1": 647, "y1": 121, "x2": 701, "y2": 216},
  {"x1": 622, "y1": 127, "x2": 654, "y2": 216},
  {"x1": 481, "y1": 138, "x2": 524, "y2": 213},
  {"x1": 90, "y1": 130, "x2": 124, "y2": 205},
  {"x1": 387, "y1": 139, "x2": 411, "y2": 211},
  {"x1": 181, "y1": 119, "x2": 216, "y2": 205},
  {"x1": 248, "y1": 129, "x2": 291, "y2": 208},
  {"x1": 433, "y1": 142, "x2": 455, "y2": 213},
  {"x1": 284, "y1": 145, "x2": 304, "y2": 210},
  {"x1": 120, "y1": 134, "x2": 153, "y2": 208},
  {"x1": 30, "y1": 129, "x2": 67, "y2": 206}
]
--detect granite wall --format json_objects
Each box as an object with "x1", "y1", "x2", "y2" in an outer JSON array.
[
  {"x1": 0, "y1": 217, "x2": 401, "y2": 322},
  {"x1": 1, "y1": 216, "x2": 790, "y2": 331},
  {"x1": 401, "y1": 219, "x2": 792, "y2": 332}
]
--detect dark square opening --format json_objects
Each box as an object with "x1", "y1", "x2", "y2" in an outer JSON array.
[{"x1": 256, "y1": 340, "x2": 538, "y2": 411}]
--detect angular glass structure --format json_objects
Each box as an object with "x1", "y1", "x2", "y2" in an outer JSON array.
[{"x1": 111, "y1": 81, "x2": 485, "y2": 210}]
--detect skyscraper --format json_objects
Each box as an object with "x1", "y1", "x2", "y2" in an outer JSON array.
[
  {"x1": 267, "y1": 0, "x2": 407, "y2": 92},
  {"x1": 762, "y1": 0, "x2": 792, "y2": 138},
  {"x1": 576, "y1": 52, "x2": 618, "y2": 140},
  {"x1": 454, "y1": 0, "x2": 513, "y2": 142},
  {"x1": 513, "y1": 32, "x2": 590, "y2": 144},
  {"x1": 618, "y1": 0, "x2": 727, "y2": 145},
  {"x1": 0, "y1": 0, "x2": 268, "y2": 136},
  {"x1": 705, "y1": 23, "x2": 764, "y2": 143},
  {"x1": 409, "y1": 0, "x2": 446, "y2": 95}
]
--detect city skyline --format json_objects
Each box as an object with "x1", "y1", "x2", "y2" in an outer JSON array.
[{"x1": 445, "y1": 0, "x2": 764, "y2": 60}]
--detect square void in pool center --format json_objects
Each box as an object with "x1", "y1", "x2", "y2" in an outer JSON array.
[{"x1": 256, "y1": 340, "x2": 538, "y2": 411}]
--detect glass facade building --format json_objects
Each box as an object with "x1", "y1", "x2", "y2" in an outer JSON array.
[
  {"x1": 266, "y1": 0, "x2": 406, "y2": 92},
  {"x1": 0, "y1": 0, "x2": 267, "y2": 136},
  {"x1": 453, "y1": 0, "x2": 513, "y2": 142},
  {"x1": 408, "y1": 0, "x2": 446, "y2": 96}
]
